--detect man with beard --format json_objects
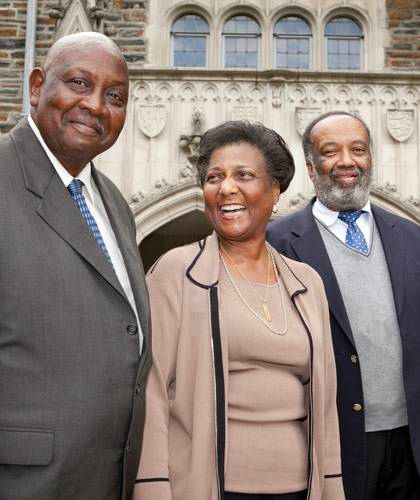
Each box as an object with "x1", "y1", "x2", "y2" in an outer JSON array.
[{"x1": 267, "y1": 111, "x2": 420, "y2": 500}]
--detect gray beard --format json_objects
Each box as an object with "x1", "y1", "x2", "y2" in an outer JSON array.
[{"x1": 312, "y1": 166, "x2": 372, "y2": 211}]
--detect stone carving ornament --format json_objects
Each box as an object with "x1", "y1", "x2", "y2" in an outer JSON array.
[
  {"x1": 230, "y1": 107, "x2": 259, "y2": 122},
  {"x1": 386, "y1": 109, "x2": 415, "y2": 142},
  {"x1": 179, "y1": 135, "x2": 201, "y2": 164},
  {"x1": 295, "y1": 107, "x2": 322, "y2": 136},
  {"x1": 179, "y1": 107, "x2": 205, "y2": 164},
  {"x1": 137, "y1": 104, "x2": 167, "y2": 138},
  {"x1": 191, "y1": 107, "x2": 205, "y2": 135},
  {"x1": 49, "y1": 0, "x2": 104, "y2": 20}
]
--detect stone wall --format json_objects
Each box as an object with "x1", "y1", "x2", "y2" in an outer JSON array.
[
  {"x1": 0, "y1": 0, "x2": 148, "y2": 133},
  {"x1": 386, "y1": 0, "x2": 420, "y2": 70}
]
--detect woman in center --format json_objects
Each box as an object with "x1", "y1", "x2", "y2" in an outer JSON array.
[{"x1": 134, "y1": 121, "x2": 344, "y2": 500}]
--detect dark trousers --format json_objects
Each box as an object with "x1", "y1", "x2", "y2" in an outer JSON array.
[
  {"x1": 224, "y1": 491, "x2": 307, "y2": 500},
  {"x1": 364, "y1": 426, "x2": 420, "y2": 500}
]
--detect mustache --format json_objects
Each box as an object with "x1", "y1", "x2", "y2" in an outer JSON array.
[
  {"x1": 329, "y1": 167, "x2": 362, "y2": 179},
  {"x1": 70, "y1": 116, "x2": 105, "y2": 135}
]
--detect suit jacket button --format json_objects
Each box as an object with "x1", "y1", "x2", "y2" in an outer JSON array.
[
  {"x1": 126, "y1": 442, "x2": 130, "y2": 453},
  {"x1": 127, "y1": 323, "x2": 138, "y2": 335},
  {"x1": 353, "y1": 403, "x2": 363, "y2": 412},
  {"x1": 135, "y1": 385, "x2": 141, "y2": 395},
  {"x1": 351, "y1": 354, "x2": 358, "y2": 363}
]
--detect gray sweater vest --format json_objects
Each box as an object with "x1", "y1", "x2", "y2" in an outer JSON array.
[{"x1": 317, "y1": 220, "x2": 408, "y2": 432}]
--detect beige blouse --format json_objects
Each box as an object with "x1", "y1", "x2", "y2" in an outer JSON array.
[{"x1": 219, "y1": 263, "x2": 310, "y2": 494}]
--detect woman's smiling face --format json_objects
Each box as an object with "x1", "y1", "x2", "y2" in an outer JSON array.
[{"x1": 203, "y1": 142, "x2": 280, "y2": 245}]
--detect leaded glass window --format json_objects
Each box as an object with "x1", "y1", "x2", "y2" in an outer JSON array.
[
  {"x1": 223, "y1": 15, "x2": 261, "y2": 68},
  {"x1": 172, "y1": 14, "x2": 209, "y2": 67},
  {"x1": 325, "y1": 17, "x2": 363, "y2": 70},
  {"x1": 274, "y1": 16, "x2": 311, "y2": 69}
]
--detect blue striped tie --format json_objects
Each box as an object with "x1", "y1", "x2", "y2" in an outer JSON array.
[
  {"x1": 67, "y1": 179, "x2": 114, "y2": 267},
  {"x1": 338, "y1": 210, "x2": 369, "y2": 255}
]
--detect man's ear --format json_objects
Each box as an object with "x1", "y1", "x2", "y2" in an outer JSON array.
[
  {"x1": 29, "y1": 67, "x2": 45, "y2": 107},
  {"x1": 306, "y1": 161, "x2": 314, "y2": 181}
]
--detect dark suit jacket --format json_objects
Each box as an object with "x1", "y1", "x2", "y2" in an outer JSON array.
[
  {"x1": 267, "y1": 200, "x2": 420, "y2": 500},
  {"x1": 0, "y1": 118, "x2": 152, "y2": 500}
]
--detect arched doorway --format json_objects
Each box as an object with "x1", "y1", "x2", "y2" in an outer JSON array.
[
  {"x1": 139, "y1": 209, "x2": 211, "y2": 271},
  {"x1": 132, "y1": 183, "x2": 212, "y2": 271}
]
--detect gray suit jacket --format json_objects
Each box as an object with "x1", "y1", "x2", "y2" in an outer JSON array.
[{"x1": 0, "y1": 118, "x2": 151, "y2": 500}]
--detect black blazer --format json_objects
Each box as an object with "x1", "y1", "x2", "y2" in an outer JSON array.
[{"x1": 267, "y1": 200, "x2": 420, "y2": 500}]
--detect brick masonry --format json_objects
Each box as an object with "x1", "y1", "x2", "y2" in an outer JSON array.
[
  {"x1": 0, "y1": 0, "x2": 148, "y2": 133},
  {"x1": 386, "y1": 0, "x2": 420, "y2": 70}
]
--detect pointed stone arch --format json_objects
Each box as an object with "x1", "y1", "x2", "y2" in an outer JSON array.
[{"x1": 53, "y1": 0, "x2": 98, "y2": 41}]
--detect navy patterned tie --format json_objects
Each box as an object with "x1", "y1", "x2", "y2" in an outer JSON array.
[
  {"x1": 67, "y1": 179, "x2": 114, "y2": 267},
  {"x1": 338, "y1": 210, "x2": 369, "y2": 255}
]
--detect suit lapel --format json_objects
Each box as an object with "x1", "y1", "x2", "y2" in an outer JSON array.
[
  {"x1": 12, "y1": 118, "x2": 127, "y2": 302},
  {"x1": 373, "y1": 205, "x2": 404, "y2": 320},
  {"x1": 94, "y1": 169, "x2": 150, "y2": 336},
  {"x1": 290, "y1": 204, "x2": 355, "y2": 346}
]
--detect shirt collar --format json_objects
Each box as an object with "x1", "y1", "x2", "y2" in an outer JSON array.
[
  {"x1": 313, "y1": 198, "x2": 372, "y2": 227},
  {"x1": 28, "y1": 115, "x2": 93, "y2": 200}
]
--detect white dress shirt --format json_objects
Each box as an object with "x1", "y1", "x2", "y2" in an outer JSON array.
[
  {"x1": 28, "y1": 115, "x2": 143, "y2": 351},
  {"x1": 312, "y1": 198, "x2": 373, "y2": 251}
]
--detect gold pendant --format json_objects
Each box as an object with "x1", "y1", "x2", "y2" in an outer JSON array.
[{"x1": 262, "y1": 302, "x2": 271, "y2": 322}]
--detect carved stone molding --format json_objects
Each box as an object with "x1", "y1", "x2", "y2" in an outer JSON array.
[
  {"x1": 131, "y1": 80, "x2": 420, "y2": 118},
  {"x1": 131, "y1": 81, "x2": 270, "y2": 107},
  {"x1": 372, "y1": 184, "x2": 420, "y2": 222},
  {"x1": 130, "y1": 177, "x2": 199, "y2": 211},
  {"x1": 179, "y1": 163, "x2": 197, "y2": 180}
]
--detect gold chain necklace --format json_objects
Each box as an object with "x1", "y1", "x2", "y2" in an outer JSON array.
[
  {"x1": 219, "y1": 245, "x2": 288, "y2": 336},
  {"x1": 220, "y1": 243, "x2": 271, "y2": 321}
]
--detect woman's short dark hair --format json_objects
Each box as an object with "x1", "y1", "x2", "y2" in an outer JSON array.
[{"x1": 196, "y1": 120, "x2": 295, "y2": 193}]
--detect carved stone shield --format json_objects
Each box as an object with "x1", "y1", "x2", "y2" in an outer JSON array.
[
  {"x1": 138, "y1": 104, "x2": 167, "y2": 138},
  {"x1": 387, "y1": 109, "x2": 415, "y2": 142},
  {"x1": 295, "y1": 107, "x2": 321, "y2": 136}
]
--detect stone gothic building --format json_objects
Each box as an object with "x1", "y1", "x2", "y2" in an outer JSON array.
[{"x1": 1, "y1": 0, "x2": 420, "y2": 268}]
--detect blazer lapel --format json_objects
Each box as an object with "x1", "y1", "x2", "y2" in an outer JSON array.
[
  {"x1": 289, "y1": 203, "x2": 355, "y2": 346},
  {"x1": 373, "y1": 205, "x2": 404, "y2": 320},
  {"x1": 93, "y1": 168, "x2": 150, "y2": 336},
  {"x1": 12, "y1": 118, "x2": 127, "y2": 301}
]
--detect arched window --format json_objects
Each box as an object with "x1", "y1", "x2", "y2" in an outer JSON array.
[
  {"x1": 274, "y1": 16, "x2": 311, "y2": 69},
  {"x1": 223, "y1": 15, "x2": 261, "y2": 68},
  {"x1": 171, "y1": 14, "x2": 209, "y2": 67},
  {"x1": 325, "y1": 16, "x2": 363, "y2": 70}
]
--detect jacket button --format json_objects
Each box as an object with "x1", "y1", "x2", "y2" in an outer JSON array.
[
  {"x1": 353, "y1": 403, "x2": 363, "y2": 412},
  {"x1": 127, "y1": 323, "x2": 138, "y2": 335},
  {"x1": 135, "y1": 385, "x2": 141, "y2": 395},
  {"x1": 126, "y1": 442, "x2": 130, "y2": 453},
  {"x1": 351, "y1": 354, "x2": 358, "y2": 364}
]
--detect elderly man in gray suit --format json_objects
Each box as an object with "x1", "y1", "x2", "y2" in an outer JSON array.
[{"x1": 0, "y1": 32, "x2": 151, "y2": 500}]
